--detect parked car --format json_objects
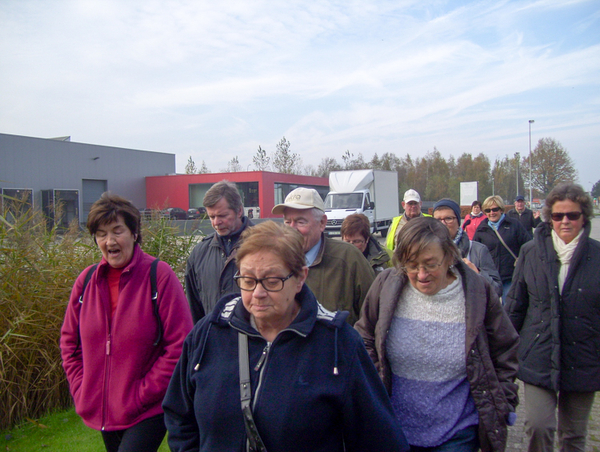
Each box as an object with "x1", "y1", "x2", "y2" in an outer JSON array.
[
  {"x1": 187, "y1": 207, "x2": 207, "y2": 220},
  {"x1": 139, "y1": 208, "x2": 168, "y2": 220},
  {"x1": 162, "y1": 207, "x2": 187, "y2": 220}
]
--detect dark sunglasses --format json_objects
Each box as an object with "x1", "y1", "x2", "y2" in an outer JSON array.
[
  {"x1": 484, "y1": 207, "x2": 502, "y2": 213},
  {"x1": 550, "y1": 211, "x2": 582, "y2": 222}
]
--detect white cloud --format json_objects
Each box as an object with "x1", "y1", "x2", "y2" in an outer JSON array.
[{"x1": 1, "y1": 0, "x2": 599, "y2": 188}]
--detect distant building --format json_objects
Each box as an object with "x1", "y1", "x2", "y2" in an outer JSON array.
[
  {"x1": 146, "y1": 172, "x2": 329, "y2": 219},
  {"x1": 1, "y1": 133, "x2": 174, "y2": 226}
]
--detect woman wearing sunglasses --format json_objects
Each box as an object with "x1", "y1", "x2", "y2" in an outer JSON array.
[
  {"x1": 473, "y1": 195, "x2": 532, "y2": 302},
  {"x1": 505, "y1": 183, "x2": 599, "y2": 452}
]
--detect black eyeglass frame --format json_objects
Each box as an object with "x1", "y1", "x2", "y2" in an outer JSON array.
[
  {"x1": 550, "y1": 211, "x2": 582, "y2": 222},
  {"x1": 234, "y1": 272, "x2": 295, "y2": 292}
]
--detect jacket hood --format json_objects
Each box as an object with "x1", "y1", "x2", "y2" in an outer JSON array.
[
  {"x1": 204, "y1": 283, "x2": 349, "y2": 376},
  {"x1": 208, "y1": 283, "x2": 349, "y2": 335}
]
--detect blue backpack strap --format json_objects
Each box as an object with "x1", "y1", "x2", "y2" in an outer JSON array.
[{"x1": 150, "y1": 259, "x2": 162, "y2": 346}]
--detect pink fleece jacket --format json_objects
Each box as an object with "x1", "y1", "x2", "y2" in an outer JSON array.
[{"x1": 60, "y1": 245, "x2": 193, "y2": 431}]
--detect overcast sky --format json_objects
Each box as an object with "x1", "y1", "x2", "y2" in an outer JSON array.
[{"x1": 1, "y1": 0, "x2": 599, "y2": 191}]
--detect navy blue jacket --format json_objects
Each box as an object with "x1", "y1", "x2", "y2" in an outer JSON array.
[{"x1": 163, "y1": 284, "x2": 408, "y2": 452}]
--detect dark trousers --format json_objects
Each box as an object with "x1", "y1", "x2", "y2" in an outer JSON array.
[
  {"x1": 101, "y1": 413, "x2": 166, "y2": 452},
  {"x1": 524, "y1": 383, "x2": 596, "y2": 452}
]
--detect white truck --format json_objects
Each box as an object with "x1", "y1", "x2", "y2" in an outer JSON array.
[{"x1": 324, "y1": 169, "x2": 399, "y2": 237}]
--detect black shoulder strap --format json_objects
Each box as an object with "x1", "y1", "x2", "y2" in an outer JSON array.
[
  {"x1": 150, "y1": 258, "x2": 162, "y2": 346},
  {"x1": 79, "y1": 264, "x2": 99, "y2": 303},
  {"x1": 71, "y1": 264, "x2": 99, "y2": 357}
]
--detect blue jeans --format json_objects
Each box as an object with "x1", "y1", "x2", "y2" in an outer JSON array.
[
  {"x1": 410, "y1": 425, "x2": 480, "y2": 452},
  {"x1": 501, "y1": 280, "x2": 512, "y2": 305}
]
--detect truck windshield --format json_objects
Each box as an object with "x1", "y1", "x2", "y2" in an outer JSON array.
[{"x1": 324, "y1": 193, "x2": 363, "y2": 210}]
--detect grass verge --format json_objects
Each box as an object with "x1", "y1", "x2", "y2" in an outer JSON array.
[{"x1": 0, "y1": 407, "x2": 170, "y2": 452}]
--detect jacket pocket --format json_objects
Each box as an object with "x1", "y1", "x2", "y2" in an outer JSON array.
[{"x1": 520, "y1": 332, "x2": 540, "y2": 362}]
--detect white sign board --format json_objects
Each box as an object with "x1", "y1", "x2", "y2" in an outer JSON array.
[{"x1": 460, "y1": 181, "x2": 478, "y2": 206}]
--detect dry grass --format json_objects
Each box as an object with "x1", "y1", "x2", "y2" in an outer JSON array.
[{"x1": 0, "y1": 197, "x2": 201, "y2": 431}]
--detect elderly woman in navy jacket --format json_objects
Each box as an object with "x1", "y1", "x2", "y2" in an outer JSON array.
[
  {"x1": 163, "y1": 221, "x2": 408, "y2": 452},
  {"x1": 505, "y1": 183, "x2": 600, "y2": 452}
]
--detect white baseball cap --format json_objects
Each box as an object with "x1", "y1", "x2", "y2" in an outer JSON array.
[
  {"x1": 272, "y1": 187, "x2": 325, "y2": 214},
  {"x1": 403, "y1": 189, "x2": 421, "y2": 203}
]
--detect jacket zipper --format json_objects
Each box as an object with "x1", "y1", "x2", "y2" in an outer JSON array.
[
  {"x1": 101, "y1": 331, "x2": 111, "y2": 430},
  {"x1": 252, "y1": 342, "x2": 271, "y2": 411},
  {"x1": 254, "y1": 343, "x2": 270, "y2": 372}
]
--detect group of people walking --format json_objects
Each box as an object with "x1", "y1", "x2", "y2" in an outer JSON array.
[{"x1": 59, "y1": 180, "x2": 598, "y2": 452}]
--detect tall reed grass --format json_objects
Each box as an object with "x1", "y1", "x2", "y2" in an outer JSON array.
[{"x1": 0, "y1": 199, "x2": 201, "y2": 431}]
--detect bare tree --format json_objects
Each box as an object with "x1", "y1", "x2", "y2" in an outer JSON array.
[
  {"x1": 252, "y1": 146, "x2": 270, "y2": 171},
  {"x1": 341, "y1": 150, "x2": 367, "y2": 170},
  {"x1": 272, "y1": 137, "x2": 301, "y2": 174},
  {"x1": 198, "y1": 160, "x2": 210, "y2": 174},
  {"x1": 225, "y1": 156, "x2": 242, "y2": 173},
  {"x1": 316, "y1": 157, "x2": 342, "y2": 177},
  {"x1": 185, "y1": 156, "x2": 198, "y2": 174},
  {"x1": 524, "y1": 138, "x2": 578, "y2": 197}
]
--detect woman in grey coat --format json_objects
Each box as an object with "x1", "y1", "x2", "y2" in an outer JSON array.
[{"x1": 433, "y1": 199, "x2": 502, "y2": 297}]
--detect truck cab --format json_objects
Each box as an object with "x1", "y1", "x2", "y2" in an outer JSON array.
[{"x1": 324, "y1": 189, "x2": 374, "y2": 236}]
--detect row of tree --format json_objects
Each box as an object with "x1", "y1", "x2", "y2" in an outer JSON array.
[{"x1": 185, "y1": 137, "x2": 580, "y2": 202}]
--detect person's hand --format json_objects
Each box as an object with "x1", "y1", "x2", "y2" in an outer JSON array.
[
  {"x1": 533, "y1": 210, "x2": 540, "y2": 219},
  {"x1": 462, "y1": 258, "x2": 479, "y2": 273}
]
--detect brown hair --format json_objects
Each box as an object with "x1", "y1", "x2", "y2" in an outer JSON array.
[
  {"x1": 542, "y1": 182, "x2": 594, "y2": 225},
  {"x1": 482, "y1": 195, "x2": 505, "y2": 212},
  {"x1": 471, "y1": 200, "x2": 481, "y2": 208},
  {"x1": 236, "y1": 221, "x2": 306, "y2": 276},
  {"x1": 86, "y1": 192, "x2": 142, "y2": 244},
  {"x1": 203, "y1": 180, "x2": 243, "y2": 213},
  {"x1": 393, "y1": 216, "x2": 460, "y2": 269},
  {"x1": 340, "y1": 213, "x2": 370, "y2": 241}
]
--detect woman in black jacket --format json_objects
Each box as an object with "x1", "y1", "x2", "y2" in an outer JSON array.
[
  {"x1": 473, "y1": 195, "x2": 531, "y2": 302},
  {"x1": 505, "y1": 183, "x2": 599, "y2": 452}
]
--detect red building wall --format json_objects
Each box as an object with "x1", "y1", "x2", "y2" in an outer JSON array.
[{"x1": 145, "y1": 171, "x2": 328, "y2": 219}]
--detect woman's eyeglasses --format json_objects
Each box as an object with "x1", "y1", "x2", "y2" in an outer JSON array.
[
  {"x1": 484, "y1": 207, "x2": 502, "y2": 213},
  {"x1": 550, "y1": 211, "x2": 582, "y2": 222},
  {"x1": 401, "y1": 262, "x2": 443, "y2": 274},
  {"x1": 234, "y1": 272, "x2": 294, "y2": 292}
]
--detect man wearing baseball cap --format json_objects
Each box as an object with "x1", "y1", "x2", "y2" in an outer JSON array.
[
  {"x1": 385, "y1": 189, "x2": 431, "y2": 252},
  {"x1": 507, "y1": 195, "x2": 540, "y2": 233},
  {"x1": 273, "y1": 187, "x2": 375, "y2": 325}
]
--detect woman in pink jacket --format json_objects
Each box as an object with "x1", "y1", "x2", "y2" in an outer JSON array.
[
  {"x1": 462, "y1": 200, "x2": 486, "y2": 240},
  {"x1": 60, "y1": 192, "x2": 193, "y2": 452}
]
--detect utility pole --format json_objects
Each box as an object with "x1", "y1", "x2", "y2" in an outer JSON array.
[
  {"x1": 529, "y1": 120, "x2": 535, "y2": 204},
  {"x1": 516, "y1": 152, "x2": 520, "y2": 198}
]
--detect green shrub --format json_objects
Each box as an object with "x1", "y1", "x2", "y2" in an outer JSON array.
[{"x1": 0, "y1": 200, "x2": 201, "y2": 431}]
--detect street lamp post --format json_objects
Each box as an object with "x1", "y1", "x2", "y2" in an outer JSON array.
[
  {"x1": 529, "y1": 120, "x2": 534, "y2": 205},
  {"x1": 516, "y1": 152, "x2": 520, "y2": 198}
]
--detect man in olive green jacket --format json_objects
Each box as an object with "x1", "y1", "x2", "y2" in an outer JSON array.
[{"x1": 273, "y1": 188, "x2": 375, "y2": 325}]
